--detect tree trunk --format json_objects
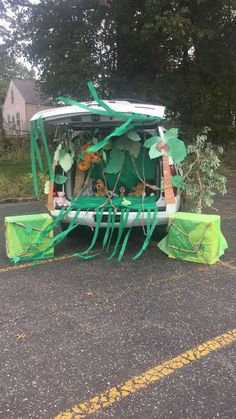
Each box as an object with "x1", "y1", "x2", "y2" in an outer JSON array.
[{"x1": 163, "y1": 155, "x2": 175, "y2": 204}]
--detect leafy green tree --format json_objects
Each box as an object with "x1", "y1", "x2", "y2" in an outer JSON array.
[
  {"x1": 142, "y1": 0, "x2": 236, "y2": 143},
  {"x1": 5, "y1": 0, "x2": 236, "y2": 145},
  {"x1": 4, "y1": 0, "x2": 114, "y2": 98}
]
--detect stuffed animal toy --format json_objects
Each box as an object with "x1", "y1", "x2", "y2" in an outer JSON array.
[
  {"x1": 95, "y1": 179, "x2": 108, "y2": 196},
  {"x1": 119, "y1": 186, "x2": 128, "y2": 197},
  {"x1": 129, "y1": 182, "x2": 145, "y2": 197},
  {"x1": 55, "y1": 191, "x2": 70, "y2": 207}
]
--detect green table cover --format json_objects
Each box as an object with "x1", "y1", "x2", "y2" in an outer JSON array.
[
  {"x1": 73, "y1": 195, "x2": 157, "y2": 210},
  {"x1": 158, "y1": 212, "x2": 228, "y2": 264},
  {"x1": 5, "y1": 213, "x2": 54, "y2": 263}
]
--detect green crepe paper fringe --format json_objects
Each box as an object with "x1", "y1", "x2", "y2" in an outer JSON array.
[
  {"x1": 30, "y1": 118, "x2": 54, "y2": 197},
  {"x1": 12, "y1": 199, "x2": 158, "y2": 264}
]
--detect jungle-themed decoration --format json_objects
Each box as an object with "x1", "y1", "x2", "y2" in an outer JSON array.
[
  {"x1": 6, "y1": 197, "x2": 158, "y2": 263},
  {"x1": 158, "y1": 212, "x2": 228, "y2": 264},
  {"x1": 119, "y1": 186, "x2": 128, "y2": 197},
  {"x1": 95, "y1": 179, "x2": 108, "y2": 196},
  {"x1": 144, "y1": 128, "x2": 186, "y2": 163},
  {"x1": 55, "y1": 191, "x2": 70, "y2": 207},
  {"x1": 129, "y1": 182, "x2": 145, "y2": 197},
  {"x1": 180, "y1": 127, "x2": 227, "y2": 213},
  {"x1": 74, "y1": 144, "x2": 102, "y2": 196},
  {"x1": 144, "y1": 129, "x2": 187, "y2": 204},
  {"x1": 26, "y1": 82, "x2": 187, "y2": 263},
  {"x1": 5, "y1": 214, "x2": 54, "y2": 263}
]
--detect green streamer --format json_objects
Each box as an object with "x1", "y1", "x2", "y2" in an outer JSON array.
[
  {"x1": 102, "y1": 209, "x2": 112, "y2": 249},
  {"x1": 87, "y1": 81, "x2": 115, "y2": 114},
  {"x1": 37, "y1": 116, "x2": 54, "y2": 181},
  {"x1": 106, "y1": 210, "x2": 116, "y2": 253},
  {"x1": 117, "y1": 209, "x2": 142, "y2": 262},
  {"x1": 57, "y1": 95, "x2": 160, "y2": 123},
  {"x1": 32, "y1": 120, "x2": 44, "y2": 172},
  {"x1": 108, "y1": 208, "x2": 130, "y2": 260},
  {"x1": 133, "y1": 208, "x2": 158, "y2": 260},
  {"x1": 83, "y1": 118, "x2": 136, "y2": 154},
  {"x1": 30, "y1": 123, "x2": 39, "y2": 198},
  {"x1": 58, "y1": 82, "x2": 164, "y2": 155},
  {"x1": 75, "y1": 208, "x2": 104, "y2": 257}
]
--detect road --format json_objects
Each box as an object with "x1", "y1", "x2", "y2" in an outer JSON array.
[{"x1": 0, "y1": 178, "x2": 235, "y2": 419}]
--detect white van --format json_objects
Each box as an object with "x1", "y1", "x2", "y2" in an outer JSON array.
[{"x1": 31, "y1": 99, "x2": 182, "y2": 232}]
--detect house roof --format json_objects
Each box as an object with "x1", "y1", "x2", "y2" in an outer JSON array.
[{"x1": 12, "y1": 79, "x2": 43, "y2": 105}]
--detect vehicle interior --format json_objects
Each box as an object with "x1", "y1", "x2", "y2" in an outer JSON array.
[{"x1": 48, "y1": 119, "x2": 163, "y2": 208}]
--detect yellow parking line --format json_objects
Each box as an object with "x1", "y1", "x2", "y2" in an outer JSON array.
[
  {"x1": 1, "y1": 258, "x2": 234, "y2": 275},
  {"x1": 54, "y1": 328, "x2": 236, "y2": 419},
  {"x1": 0, "y1": 254, "x2": 74, "y2": 274}
]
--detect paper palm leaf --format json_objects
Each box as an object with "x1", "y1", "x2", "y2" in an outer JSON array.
[
  {"x1": 116, "y1": 137, "x2": 141, "y2": 158},
  {"x1": 145, "y1": 129, "x2": 186, "y2": 164},
  {"x1": 104, "y1": 148, "x2": 125, "y2": 174}
]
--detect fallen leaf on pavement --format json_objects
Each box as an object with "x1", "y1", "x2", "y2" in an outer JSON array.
[{"x1": 16, "y1": 333, "x2": 26, "y2": 340}]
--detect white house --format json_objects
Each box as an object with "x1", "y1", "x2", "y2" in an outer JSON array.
[{"x1": 2, "y1": 79, "x2": 51, "y2": 134}]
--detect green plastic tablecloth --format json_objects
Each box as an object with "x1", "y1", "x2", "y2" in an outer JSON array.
[
  {"x1": 5, "y1": 213, "x2": 54, "y2": 263},
  {"x1": 158, "y1": 212, "x2": 228, "y2": 264}
]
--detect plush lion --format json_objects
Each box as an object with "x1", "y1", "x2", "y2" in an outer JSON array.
[{"x1": 95, "y1": 179, "x2": 108, "y2": 196}]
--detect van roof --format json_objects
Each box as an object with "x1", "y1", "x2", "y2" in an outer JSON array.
[{"x1": 30, "y1": 99, "x2": 165, "y2": 122}]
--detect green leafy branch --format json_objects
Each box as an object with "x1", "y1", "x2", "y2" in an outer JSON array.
[{"x1": 180, "y1": 127, "x2": 227, "y2": 213}]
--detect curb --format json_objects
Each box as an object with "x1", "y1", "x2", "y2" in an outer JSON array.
[{"x1": 0, "y1": 197, "x2": 46, "y2": 204}]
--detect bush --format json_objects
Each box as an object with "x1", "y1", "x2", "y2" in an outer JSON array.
[
  {"x1": 0, "y1": 172, "x2": 48, "y2": 199},
  {"x1": 0, "y1": 134, "x2": 30, "y2": 160}
]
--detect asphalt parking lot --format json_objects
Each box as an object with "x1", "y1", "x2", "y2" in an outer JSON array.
[{"x1": 0, "y1": 178, "x2": 235, "y2": 419}]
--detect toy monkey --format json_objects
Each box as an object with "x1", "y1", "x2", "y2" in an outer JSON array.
[
  {"x1": 119, "y1": 186, "x2": 128, "y2": 197},
  {"x1": 95, "y1": 179, "x2": 108, "y2": 196}
]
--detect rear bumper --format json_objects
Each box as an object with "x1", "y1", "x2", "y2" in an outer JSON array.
[{"x1": 50, "y1": 196, "x2": 181, "y2": 228}]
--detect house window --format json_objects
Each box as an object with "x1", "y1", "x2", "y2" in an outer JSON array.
[
  {"x1": 12, "y1": 116, "x2": 15, "y2": 124},
  {"x1": 16, "y1": 113, "x2": 20, "y2": 127},
  {"x1": 11, "y1": 90, "x2": 14, "y2": 103},
  {"x1": 7, "y1": 115, "x2": 11, "y2": 124}
]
